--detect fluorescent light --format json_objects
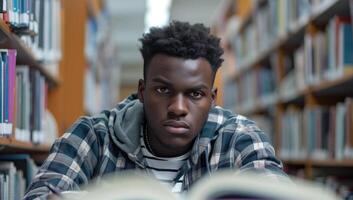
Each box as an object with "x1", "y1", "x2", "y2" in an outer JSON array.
[{"x1": 144, "y1": 0, "x2": 172, "y2": 32}]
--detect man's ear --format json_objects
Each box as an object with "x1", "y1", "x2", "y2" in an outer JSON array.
[
  {"x1": 211, "y1": 88, "x2": 217, "y2": 107},
  {"x1": 138, "y1": 79, "x2": 145, "y2": 103}
]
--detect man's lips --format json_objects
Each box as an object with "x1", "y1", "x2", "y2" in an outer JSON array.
[{"x1": 163, "y1": 120, "x2": 190, "y2": 134}]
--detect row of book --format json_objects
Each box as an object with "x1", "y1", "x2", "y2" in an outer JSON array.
[
  {"x1": 0, "y1": 0, "x2": 62, "y2": 77},
  {"x1": 280, "y1": 98, "x2": 353, "y2": 160},
  {"x1": 0, "y1": 154, "x2": 38, "y2": 200},
  {"x1": 0, "y1": 48, "x2": 54, "y2": 144},
  {"x1": 273, "y1": 14, "x2": 352, "y2": 102},
  {"x1": 0, "y1": 0, "x2": 36, "y2": 30},
  {"x1": 234, "y1": 66, "x2": 277, "y2": 113},
  {"x1": 232, "y1": 0, "x2": 343, "y2": 70},
  {"x1": 302, "y1": 15, "x2": 353, "y2": 85},
  {"x1": 15, "y1": 65, "x2": 47, "y2": 143}
]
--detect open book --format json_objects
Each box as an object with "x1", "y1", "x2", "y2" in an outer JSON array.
[{"x1": 58, "y1": 170, "x2": 340, "y2": 200}]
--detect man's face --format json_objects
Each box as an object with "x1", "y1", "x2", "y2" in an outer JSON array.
[{"x1": 138, "y1": 54, "x2": 216, "y2": 157}]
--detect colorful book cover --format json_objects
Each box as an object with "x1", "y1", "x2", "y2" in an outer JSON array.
[
  {"x1": 8, "y1": 49, "x2": 17, "y2": 135},
  {"x1": 0, "y1": 52, "x2": 3, "y2": 134},
  {"x1": 0, "y1": 50, "x2": 8, "y2": 135},
  {"x1": 3, "y1": 51, "x2": 8, "y2": 127},
  {"x1": 333, "y1": 16, "x2": 350, "y2": 69}
]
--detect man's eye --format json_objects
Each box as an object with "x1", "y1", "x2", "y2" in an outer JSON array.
[
  {"x1": 190, "y1": 91, "x2": 203, "y2": 99},
  {"x1": 156, "y1": 87, "x2": 170, "y2": 94}
]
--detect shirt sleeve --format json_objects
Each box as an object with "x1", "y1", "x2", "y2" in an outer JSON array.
[
  {"x1": 23, "y1": 117, "x2": 100, "y2": 200},
  {"x1": 233, "y1": 116, "x2": 286, "y2": 177}
]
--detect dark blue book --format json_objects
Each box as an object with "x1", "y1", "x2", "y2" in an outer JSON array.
[
  {"x1": 0, "y1": 51, "x2": 7, "y2": 133},
  {"x1": 342, "y1": 24, "x2": 353, "y2": 66}
]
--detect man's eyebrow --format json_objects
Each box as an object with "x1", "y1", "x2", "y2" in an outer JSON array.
[{"x1": 188, "y1": 84, "x2": 209, "y2": 91}]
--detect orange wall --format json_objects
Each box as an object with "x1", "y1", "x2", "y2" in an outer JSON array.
[{"x1": 48, "y1": 0, "x2": 87, "y2": 136}]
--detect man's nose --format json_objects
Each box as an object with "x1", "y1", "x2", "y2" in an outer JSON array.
[{"x1": 168, "y1": 94, "x2": 188, "y2": 117}]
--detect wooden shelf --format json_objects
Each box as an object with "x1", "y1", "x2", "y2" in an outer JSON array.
[
  {"x1": 310, "y1": 159, "x2": 353, "y2": 167},
  {"x1": 283, "y1": 159, "x2": 353, "y2": 167},
  {"x1": 311, "y1": 0, "x2": 350, "y2": 25},
  {"x1": 0, "y1": 137, "x2": 51, "y2": 153},
  {"x1": 236, "y1": 93, "x2": 277, "y2": 115},
  {"x1": 282, "y1": 159, "x2": 307, "y2": 166},
  {"x1": 0, "y1": 20, "x2": 59, "y2": 88},
  {"x1": 278, "y1": 89, "x2": 306, "y2": 106},
  {"x1": 309, "y1": 70, "x2": 353, "y2": 96}
]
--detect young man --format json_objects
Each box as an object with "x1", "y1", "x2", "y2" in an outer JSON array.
[{"x1": 24, "y1": 21, "x2": 285, "y2": 199}]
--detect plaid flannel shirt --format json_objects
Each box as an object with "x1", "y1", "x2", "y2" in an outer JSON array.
[{"x1": 24, "y1": 94, "x2": 285, "y2": 200}]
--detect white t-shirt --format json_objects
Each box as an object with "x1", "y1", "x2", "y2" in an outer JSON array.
[{"x1": 140, "y1": 131, "x2": 189, "y2": 193}]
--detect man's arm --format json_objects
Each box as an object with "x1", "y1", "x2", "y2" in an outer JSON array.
[
  {"x1": 24, "y1": 117, "x2": 99, "y2": 200},
  {"x1": 233, "y1": 117, "x2": 286, "y2": 178}
]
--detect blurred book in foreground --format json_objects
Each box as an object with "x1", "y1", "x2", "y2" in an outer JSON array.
[{"x1": 57, "y1": 170, "x2": 341, "y2": 200}]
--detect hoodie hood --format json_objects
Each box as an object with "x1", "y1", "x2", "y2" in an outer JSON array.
[{"x1": 108, "y1": 96, "x2": 145, "y2": 158}]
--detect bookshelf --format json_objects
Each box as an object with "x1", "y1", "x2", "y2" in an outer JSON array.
[
  {"x1": 0, "y1": 0, "x2": 62, "y2": 152},
  {"x1": 217, "y1": 0, "x2": 353, "y2": 197},
  {"x1": 0, "y1": 137, "x2": 50, "y2": 153},
  {"x1": 0, "y1": 0, "x2": 107, "y2": 157},
  {"x1": 0, "y1": 20, "x2": 59, "y2": 88},
  {"x1": 0, "y1": 0, "x2": 91, "y2": 197}
]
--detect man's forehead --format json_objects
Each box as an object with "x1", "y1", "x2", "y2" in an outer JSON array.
[{"x1": 147, "y1": 55, "x2": 211, "y2": 73}]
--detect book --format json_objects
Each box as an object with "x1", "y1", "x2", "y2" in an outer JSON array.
[
  {"x1": 15, "y1": 65, "x2": 31, "y2": 142},
  {"x1": 56, "y1": 171, "x2": 340, "y2": 200},
  {"x1": 0, "y1": 49, "x2": 17, "y2": 136}
]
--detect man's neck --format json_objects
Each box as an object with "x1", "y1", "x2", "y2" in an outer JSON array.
[{"x1": 145, "y1": 131, "x2": 193, "y2": 157}]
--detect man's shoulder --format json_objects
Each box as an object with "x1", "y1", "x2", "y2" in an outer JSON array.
[
  {"x1": 208, "y1": 106, "x2": 258, "y2": 128},
  {"x1": 204, "y1": 106, "x2": 263, "y2": 138},
  {"x1": 63, "y1": 111, "x2": 111, "y2": 141}
]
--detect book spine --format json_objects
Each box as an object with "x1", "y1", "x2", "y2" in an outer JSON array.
[
  {"x1": 0, "y1": 52, "x2": 3, "y2": 135},
  {"x1": 4, "y1": 51, "x2": 8, "y2": 131},
  {"x1": 8, "y1": 49, "x2": 17, "y2": 135},
  {"x1": 342, "y1": 24, "x2": 353, "y2": 66}
]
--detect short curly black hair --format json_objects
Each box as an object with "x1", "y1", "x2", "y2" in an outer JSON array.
[{"x1": 139, "y1": 21, "x2": 224, "y2": 80}]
